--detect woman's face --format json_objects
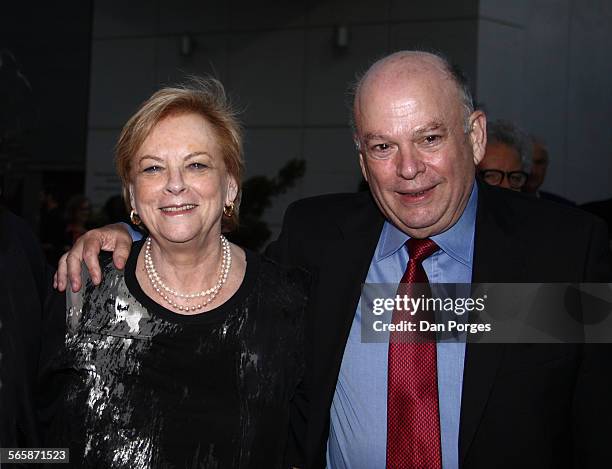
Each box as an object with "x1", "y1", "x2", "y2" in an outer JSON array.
[{"x1": 129, "y1": 112, "x2": 237, "y2": 246}]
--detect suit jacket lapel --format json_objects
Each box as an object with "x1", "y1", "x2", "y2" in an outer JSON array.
[
  {"x1": 313, "y1": 194, "x2": 385, "y2": 421},
  {"x1": 459, "y1": 183, "x2": 528, "y2": 465}
]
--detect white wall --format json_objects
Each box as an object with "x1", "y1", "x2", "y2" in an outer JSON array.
[
  {"x1": 85, "y1": 0, "x2": 480, "y2": 240},
  {"x1": 477, "y1": 0, "x2": 612, "y2": 203}
]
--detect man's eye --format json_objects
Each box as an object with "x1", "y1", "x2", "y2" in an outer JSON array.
[
  {"x1": 373, "y1": 143, "x2": 391, "y2": 152},
  {"x1": 423, "y1": 135, "x2": 441, "y2": 144}
]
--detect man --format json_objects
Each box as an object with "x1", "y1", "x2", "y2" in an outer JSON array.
[
  {"x1": 523, "y1": 136, "x2": 547, "y2": 194},
  {"x1": 57, "y1": 51, "x2": 611, "y2": 468},
  {"x1": 523, "y1": 136, "x2": 575, "y2": 204},
  {"x1": 0, "y1": 206, "x2": 65, "y2": 450},
  {"x1": 477, "y1": 120, "x2": 530, "y2": 191},
  {"x1": 581, "y1": 197, "x2": 612, "y2": 246}
]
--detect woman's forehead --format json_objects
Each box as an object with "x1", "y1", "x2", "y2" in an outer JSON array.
[{"x1": 137, "y1": 113, "x2": 221, "y2": 157}]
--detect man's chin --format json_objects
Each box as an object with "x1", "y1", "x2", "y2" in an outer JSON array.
[{"x1": 390, "y1": 213, "x2": 442, "y2": 238}]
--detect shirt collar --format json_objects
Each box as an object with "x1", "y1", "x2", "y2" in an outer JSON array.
[{"x1": 375, "y1": 182, "x2": 478, "y2": 267}]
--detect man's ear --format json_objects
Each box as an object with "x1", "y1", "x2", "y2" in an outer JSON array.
[
  {"x1": 356, "y1": 136, "x2": 369, "y2": 182},
  {"x1": 359, "y1": 152, "x2": 368, "y2": 182},
  {"x1": 468, "y1": 110, "x2": 487, "y2": 166}
]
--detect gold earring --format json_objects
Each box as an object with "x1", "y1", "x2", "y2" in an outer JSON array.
[
  {"x1": 130, "y1": 209, "x2": 141, "y2": 225},
  {"x1": 223, "y1": 201, "x2": 235, "y2": 217}
]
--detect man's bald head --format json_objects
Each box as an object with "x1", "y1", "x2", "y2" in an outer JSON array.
[
  {"x1": 352, "y1": 51, "x2": 474, "y2": 137},
  {"x1": 352, "y1": 49, "x2": 487, "y2": 239}
]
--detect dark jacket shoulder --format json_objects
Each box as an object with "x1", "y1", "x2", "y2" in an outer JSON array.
[
  {"x1": 258, "y1": 253, "x2": 311, "y2": 308},
  {"x1": 284, "y1": 191, "x2": 377, "y2": 226},
  {"x1": 480, "y1": 183, "x2": 608, "y2": 239},
  {"x1": 477, "y1": 183, "x2": 611, "y2": 281}
]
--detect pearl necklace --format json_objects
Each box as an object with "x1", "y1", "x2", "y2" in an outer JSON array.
[{"x1": 144, "y1": 235, "x2": 232, "y2": 312}]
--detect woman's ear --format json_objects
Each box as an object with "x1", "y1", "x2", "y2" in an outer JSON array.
[
  {"x1": 226, "y1": 176, "x2": 238, "y2": 205},
  {"x1": 129, "y1": 184, "x2": 136, "y2": 211}
]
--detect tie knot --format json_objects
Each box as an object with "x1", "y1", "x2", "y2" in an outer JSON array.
[{"x1": 406, "y1": 238, "x2": 439, "y2": 263}]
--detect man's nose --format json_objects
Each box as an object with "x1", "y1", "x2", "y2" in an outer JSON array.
[
  {"x1": 499, "y1": 177, "x2": 512, "y2": 190},
  {"x1": 396, "y1": 147, "x2": 426, "y2": 180},
  {"x1": 165, "y1": 168, "x2": 187, "y2": 194}
]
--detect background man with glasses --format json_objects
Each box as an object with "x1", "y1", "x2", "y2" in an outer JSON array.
[{"x1": 477, "y1": 120, "x2": 530, "y2": 191}]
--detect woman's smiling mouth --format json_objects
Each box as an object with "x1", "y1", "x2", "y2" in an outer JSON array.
[{"x1": 159, "y1": 204, "x2": 198, "y2": 214}]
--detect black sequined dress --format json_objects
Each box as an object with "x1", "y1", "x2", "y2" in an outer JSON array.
[{"x1": 43, "y1": 240, "x2": 307, "y2": 469}]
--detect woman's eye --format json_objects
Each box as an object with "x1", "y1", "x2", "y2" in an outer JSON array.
[
  {"x1": 189, "y1": 162, "x2": 207, "y2": 170},
  {"x1": 143, "y1": 165, "x2": 162, "y2": 173}
]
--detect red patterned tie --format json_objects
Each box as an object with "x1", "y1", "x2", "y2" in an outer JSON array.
[{"x1": 386, "y1": 238, "x2": 442, "y2": 469}]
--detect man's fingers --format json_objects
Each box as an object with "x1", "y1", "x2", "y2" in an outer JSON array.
[
  {"x1": 65, "y1": 251, "x2": 83, "y2": 292},
  {"x1": 55, "y1": 252, "x2": 69, "y2": 292},
  {"x1": 82, "y1": 239, "x2": 104, "y2": 285},
  {"x1": 101, "y1": 223, "x2": 133, "y2": 270},
  {"x1": 113, "y1": 237, "x2": 132, "y2": 270},
  {"x1": 55, "y1": 224, "x2": 134, "y2": 291}
]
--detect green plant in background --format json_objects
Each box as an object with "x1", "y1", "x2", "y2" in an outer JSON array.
[{"x1": 228, "y1": 158, "x2": 306, "y2": 251}]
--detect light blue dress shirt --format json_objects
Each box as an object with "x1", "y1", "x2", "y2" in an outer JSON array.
[
  {"x1": 327, "y1": 183, "x2": 478, "y2": 469},
  {"x1": 127, "y1": 224, "x2": 144, "y2": 242}
]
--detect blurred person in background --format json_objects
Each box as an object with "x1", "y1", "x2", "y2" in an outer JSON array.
[
  {"x1": 0, "y1": 196, "x2": 65, "y2": 451},
  {"x1": 581, "y1": 197, "x2": 612, "y2": 249},
  {"x1": 102, "y1": 194, "x2": 130, "y2": 225},
  {"x1": 39, "y1": 185, "x2": 65, "y2": 265},
  {"x1": 477, "y1": 119, "x2": 530, "y2": 191},
  {"x1": 523, "y1": 136, "x2": 575, "y2": 205},
  {"x1": 63, "y1": 194, "x2": 91, "y2": 249}
]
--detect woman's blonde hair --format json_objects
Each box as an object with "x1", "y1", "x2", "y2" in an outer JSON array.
[{"x1": 115, "y1": 77, "x2": 244, "y2": 232}]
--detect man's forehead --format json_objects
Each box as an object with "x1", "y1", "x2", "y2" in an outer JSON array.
[
  {"x1": 362, "y1": 120, "x2": 448, "y2": 141},
  {"x1": 358, "y1": 73, "x2": 459, "y2": 117},
  {"x1": 359, "y1": 55, "x2": 455, "y2": 96},
  {"x1": 356, "y1": 84, "x2": 459, "y2": 135},
  {"x1": 485, "y1": 141, "x2": 521, "y2": 162}
]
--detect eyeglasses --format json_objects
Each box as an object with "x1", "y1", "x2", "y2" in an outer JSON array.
[{"x1": 478, "y1": 169, "x2": 528, "y2": 190}]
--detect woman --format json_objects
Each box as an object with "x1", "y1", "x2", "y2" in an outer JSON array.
[{"x1": 44, "y1": 78, "x2": 308, "y2": 468}]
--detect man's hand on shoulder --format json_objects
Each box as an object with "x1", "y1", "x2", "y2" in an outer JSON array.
[{"x1": 54, "y1": 223, "x2": 134, "y2": 293}]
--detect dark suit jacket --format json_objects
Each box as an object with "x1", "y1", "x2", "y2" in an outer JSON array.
[
  {"x1": 538, "y1": 190, "x2": 575, "y2": 206},
  {"x1": 581, "y1": 198, "x2": 612, "y2": 241},
  {"x1": 267, "y1": 182, "x2": 612, "y2": 469},
  {"x1": 0, "y1": 208, "x2": 65, "y2": 449}
]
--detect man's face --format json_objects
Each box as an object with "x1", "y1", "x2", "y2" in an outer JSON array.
[
  {"x1": 355, "y1": 68, "x2": 486, "y2": 238},
  {"x1": 479, "y1": 142, "x2": 524, "y2": 191},
  {"x1": 524, "y1": 142, "x2": 548, "y2": 193}
]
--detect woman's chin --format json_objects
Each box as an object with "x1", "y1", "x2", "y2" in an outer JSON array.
[{"x1": 150, "y1": 230, "x2": 203, "y2": 246}]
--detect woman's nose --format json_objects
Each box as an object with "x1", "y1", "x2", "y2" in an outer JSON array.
[{"x1": 165, "y1": 168, "x2": 187, "y2": 194}]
